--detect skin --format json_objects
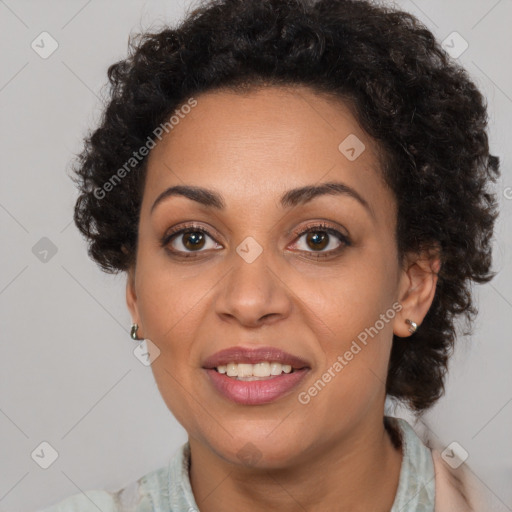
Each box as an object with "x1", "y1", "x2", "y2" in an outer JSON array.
[{"x1": 126, "y1": 85, "x2": 440, "y2": 511}]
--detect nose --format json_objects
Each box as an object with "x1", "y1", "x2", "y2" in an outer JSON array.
[{"x1": 214, "y1": 245, "x2": 292, "y2": 328}]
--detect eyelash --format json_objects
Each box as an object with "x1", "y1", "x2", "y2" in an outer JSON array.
[{"x1": 160, "y1": 222, "x2": 351, "y2": 260}]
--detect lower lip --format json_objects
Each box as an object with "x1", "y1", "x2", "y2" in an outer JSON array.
[{"x1": 204, "y1": 368, "x2": 310, "y2": 405}]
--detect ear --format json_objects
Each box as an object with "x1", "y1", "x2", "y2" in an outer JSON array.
[
  {"x1": 126, "y1": 266, "x2": 143, "y2": 335},
  {"x1": 393, "y1": 245, "x2": 441, "y2": 338}
]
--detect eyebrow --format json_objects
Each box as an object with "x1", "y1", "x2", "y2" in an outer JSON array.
[{"x1": 150, "y1": 181, "x2": 375, "y2": 219}]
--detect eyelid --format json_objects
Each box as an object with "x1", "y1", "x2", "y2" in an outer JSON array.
[
  {"x1": 161, "y1": 222, "x2": 222, "y2": 244},
  {"x1": 289, "y1": 220, "x2": 350, "y2": 240}
]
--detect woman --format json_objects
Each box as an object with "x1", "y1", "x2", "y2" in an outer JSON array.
[{"x1": 39, "y1": 0, "x2": 500, "y2": 510}]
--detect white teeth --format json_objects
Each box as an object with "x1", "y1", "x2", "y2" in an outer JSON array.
[
  {"x1": 226, "y1": 363, "x2": 238, "y2": 376},
  {"x1": 237, "y1": 363, "x2": 253, "y2": 377},
  {"x1": 216, "y1": 361, "x2": 294, "y2": 378},
  {"x1": 254, "y1": 362, "x2": 271, "y2": 377},
  {"x1": 270, "y1": 362, "x2": 283, "y2": 375}
]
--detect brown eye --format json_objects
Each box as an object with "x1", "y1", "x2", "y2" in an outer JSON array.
[
  {"x1": 304, "y1": 231, "x2": 329, "y2": 251},
  {"x1": 291, "y1": 223, "x2": 351, "y2": 257},
  {"x1": 161, "y1": 226, "x2": 221, "y2": 255},
  {"x1": 180, "y1": 230, "x2": 207, "y2": 251}
]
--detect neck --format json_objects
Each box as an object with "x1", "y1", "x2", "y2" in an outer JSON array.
[{"x1": 188, "y1": 414, "x2": 403, "y2": 512}]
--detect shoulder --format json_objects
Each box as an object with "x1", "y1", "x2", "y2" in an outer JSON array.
[
  {"x1": 37, "y1": 464, "x2": 170, "y2": 512},
  {"x1": 395, "y1": 416, "x2": 494, "y2": 512},
  {"x1": 431, "y1": 448, "x2": 496, "y2": 512}
]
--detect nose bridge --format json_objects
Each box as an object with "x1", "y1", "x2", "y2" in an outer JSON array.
[{"x1": 216, "y1": 234, "x2": 291, "y2": 324}]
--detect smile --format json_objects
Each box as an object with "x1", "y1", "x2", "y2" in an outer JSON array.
[{"x1": 204, "y1": 367, "x2": 310, "y2": 405}]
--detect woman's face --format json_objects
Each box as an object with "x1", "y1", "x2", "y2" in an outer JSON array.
[{"x1": 127, "y1": 85, "x2": 412, "y2": 467}]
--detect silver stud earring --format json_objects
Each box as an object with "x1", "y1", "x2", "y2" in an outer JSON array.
[
  {"x1": 405, "y1": 319, "x2": 418, "y2": 334},
  {"x1": 130, "y1": 323, "x2": 142, "y2": 341}
]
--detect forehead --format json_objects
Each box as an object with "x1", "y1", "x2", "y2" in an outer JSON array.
[{"x1": 143, "y1": 85, "x2": 393, "y2": 218}]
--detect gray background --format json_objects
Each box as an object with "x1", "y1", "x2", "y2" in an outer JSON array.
[{"x1": 0, "y1": 0, "x2": 511, "y2": 510}]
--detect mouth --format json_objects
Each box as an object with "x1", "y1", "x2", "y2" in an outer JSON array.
[
  {"x1": 212, "y1": 361, "x2": 303, "y2": 380},
  {"x1": 202, "y1": 345, "x2": 310, "y2": 371},
  {"x1": 202, "y1": 346, "x2": 311, "y2": 404}
]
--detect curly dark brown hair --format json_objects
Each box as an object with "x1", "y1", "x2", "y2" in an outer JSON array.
[{"x1": 71, "y1": 0, "x2": 500, "y2": 414}]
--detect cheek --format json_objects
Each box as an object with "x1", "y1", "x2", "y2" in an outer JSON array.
[
  {"x1": 298, "y1": 251, "x2": 397, "y2": 389},
  {"x1": 295, "y1": 251, "x2": 396, "y2": 335},
  {"x1": 135, "y1": 245, "x2": 204, "y2": 341},
  {"x1": 138, "y1": 282, "x2": 208, "y2": 433},
  {"x1": 305, "y1": 316, "x2": 394, "y2": 423}
]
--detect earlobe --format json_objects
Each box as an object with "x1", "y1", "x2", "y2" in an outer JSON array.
[
  {"x1": 393, "y1": 249, "x2": 441, "y2": 338},
  {"x1": 126, "y1": 270, "x2": 145, "y2": 339}
]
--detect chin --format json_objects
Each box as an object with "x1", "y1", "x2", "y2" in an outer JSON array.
[{"x1": 211, "y1": 434, "x2": 304, "y2": 469}]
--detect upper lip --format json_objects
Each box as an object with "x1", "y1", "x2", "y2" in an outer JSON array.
[{"x1": 202, "y1": 346, "x2": 311, "y2": 370}]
